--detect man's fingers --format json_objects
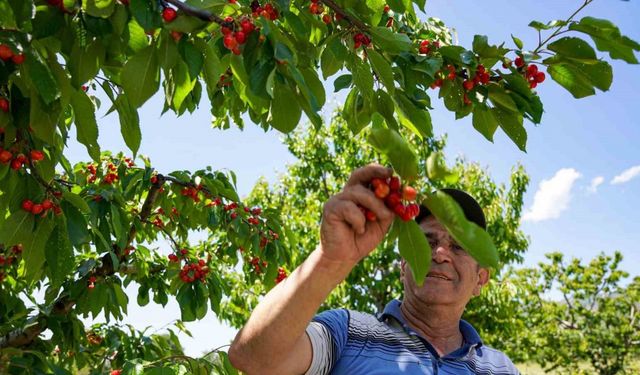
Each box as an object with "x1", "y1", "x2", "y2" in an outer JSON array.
[
  {"x1": 346, "y1": 164, "x2": 393, "y2": 188},
  {"x1": 332, "y1": 199, "x2": 367, "y2": 234},
  {"x1": 338, "y1": 185, "x2": 394, "y2": 222}
]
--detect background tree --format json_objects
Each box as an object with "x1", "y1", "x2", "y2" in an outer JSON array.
[
  {"x1": 512, "y1": 251, "x2": 640, "y2": 375},
  {"x1": 0, "y1": 0, "x2": 638, "y2": 373}
]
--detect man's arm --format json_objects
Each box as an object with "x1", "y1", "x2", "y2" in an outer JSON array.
[{"x1": 228, "y1": 164, "x2": 395, "y2": 375}]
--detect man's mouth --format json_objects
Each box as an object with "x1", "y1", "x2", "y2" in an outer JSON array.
[{"x1": 426, "y1": 273, "x2": 451, "y2": 281}]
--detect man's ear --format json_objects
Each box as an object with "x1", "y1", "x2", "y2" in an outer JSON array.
[{"x1": 473, "y1": 267, "x2": 490, "y2": 296}]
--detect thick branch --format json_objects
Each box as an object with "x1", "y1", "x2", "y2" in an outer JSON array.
[{"x1": 164, "y1": 0, "x2": 226, "y2": 25}]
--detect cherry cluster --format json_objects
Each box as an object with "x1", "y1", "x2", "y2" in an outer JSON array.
[
  {"x1": 308, "y1": 0, "x2": 332, "y2": 24},
  {"x1": 353, "y1": 33, "x2": 371, "y2": 49},
  {"x1": 0, "y1": 244, "x2": 23, "y2": 283},
  {"x1": 181, "y1": 185, "x2": 203, "y2": 202},
  {"x1": 0, "y1": 148, "x2": 45, "y2": 171},
  {"x1": 0, "y1": 44, "x2": 25, "y2": 65},
  {"x1": 179, "y1": 258, "x2": 210, "y2": 283},
  {"x1": 276, "y1": 266, "x2": 287, "y2": 283},
  {"x1": 21, "y1": 198, "x2": 61, "y2": 216},
  {"x1": 222, "y1": 16, "x2": 257, "y2": 55},
  {"x1": 418, "y1": 39, "x2": 440, "y2": 55},
  {"x1": 250, "y1": 1, "x2": 279, "y2": 20},
  {"x1": 511, "y1": 57, "x2": 546, "y2": 89},
  {"x1": 86, "y1": 162, "x2": 119, "y2": 184},
  {"x1": 367, "y1": 176, "x2": 419, "y2": 221}
]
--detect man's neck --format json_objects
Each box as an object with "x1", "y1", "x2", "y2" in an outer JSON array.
[{"x1": 399, "y1": 298, "x2": 465, "y2": 357}]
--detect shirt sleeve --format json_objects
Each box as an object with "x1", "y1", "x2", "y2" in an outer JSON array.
[{"x1": 304, "y1": 309, "x2": 349, "y2": 375}]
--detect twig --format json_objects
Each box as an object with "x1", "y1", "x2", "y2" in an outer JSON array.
[
  {"x1": 321, "y1": 0, "x2": 369, "y2": 31},
  {"x1": 164, "y1": 0, "x2": 226, "y2": 25},
  {"x1": 533, "y1": 0, "x2": 593, "y2": 54}
]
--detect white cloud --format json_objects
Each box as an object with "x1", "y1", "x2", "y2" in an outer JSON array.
[
  {"x1": 611, "y1": 165, "x2": 640, "y2": 185},
  {"x1": 587, "y1": 176, "x2": 604, "y2": 194},
  {"x1": 523, "y1": 168, "x2": 582, "y2": 222}
]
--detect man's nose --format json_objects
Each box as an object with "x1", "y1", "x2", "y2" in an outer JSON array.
[{"x1": 432, "y1": 243, "x2": 452, "y2": 263}]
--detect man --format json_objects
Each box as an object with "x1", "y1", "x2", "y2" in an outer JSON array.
[{"x1": 229, "y1": 164, "x2": 519, "y2": 374}]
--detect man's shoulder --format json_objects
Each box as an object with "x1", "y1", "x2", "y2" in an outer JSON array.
[{"x1": 472, "y1": 345, "x2": 519, "y2": 374}]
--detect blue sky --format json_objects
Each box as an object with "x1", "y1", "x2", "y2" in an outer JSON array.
[{"x1": 61, "y1": 0, "x2": 640, "y2": 357}]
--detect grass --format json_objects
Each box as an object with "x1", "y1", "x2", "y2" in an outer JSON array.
[{"x1": 516, "y1": 360, "x2": 640, "y2": 375}]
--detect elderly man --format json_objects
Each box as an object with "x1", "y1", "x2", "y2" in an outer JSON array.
[{"x1": 229, "y1": 164, "x2": 519, "y2": 374}]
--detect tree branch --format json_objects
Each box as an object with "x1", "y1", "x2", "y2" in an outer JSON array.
[
  {"x1": 320, "y1": 0, "x2": 369, "y2": 31},
  {"x1": 164, "y1": 0, "x2": 226, "y2": 25}
]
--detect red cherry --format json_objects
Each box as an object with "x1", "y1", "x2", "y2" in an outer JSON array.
[
  {"x1": 232, "y1": 47, "x2": 241, "y2": 55},
  {"x1": 241, "y1": 20, "x2": 254, "y2": 34},
  {"x1": 30, "y1": 150, "x2": 45, "y2": 161},
  {"x1": 11, "y1": 54, "x2": 25, "y2": 65},
  {"x1": 0, "y1": 45, "x2": 12, "y2": 61},
  {"x1": 365, "y1": 209, "x2": 377, "y2": 222},
  {"x1": 402, "y1": 186, "x2": 417, "y2": 201},
  {"x1": 322, "y1": 14, "x2": 331, "y2": 24},
  {"x1": 10, "y1": 159, "x2": 22, "y2": 170},
  {"x1": 393, "y1": 203, "x2": 406, "y2": 216},
  {"x1": 463, "y1": 80, "x2": 474, "y2": 91},
  {"x1": 371, "y1": 177, "x2": 386, "y2": 189},
  {"x1": 419, "y1": 46, "x2": 430, "y2": 54},
  {"x1": 22, "y1": 199, "x2": 34, "y2": 212},
  {"x1": 535, "y1": 71, "x2": 546, "y2": 83},
  {"x1": 42, "y1": 199, "x2": 53, "y2": 210},
  {"x1": 0, "y1": 150, "x2": 12, "y2": 164},
  {"x1": 447, "y1": 72, "x2": 457, "y2": 80},
  {"x1": 162, "y1": 8, "x2": 177, "y2": 22},
  {"x1": 224, "y1": 34, "x2": 238, "y2": 50},
  {"x1": 374, "y1": 184, "x2": 390, "y2": 199},
  {"x1": 514, "y1": 56, "x2": 524, "y2": 68},
  {"x1": 0, "y1": 98, "x2": 9, "y2": 112},
  {"x1": 383, "y1": 5, "x2": 390, "y2": 13},
  {"x1": 389, "y1": 176, "x2": 401, "y2": 191},
  {"x1": 385, "y1": 192, "x2": 401, "y2": 208},
  {"x1": 235, "y1": 31, "x2": 247, "y2": 44},
  {"x1": 526, "y1": 64, "x2": 538, "y2": 75},
  {"x1": 31, "y1": 204, "x2": 44, "y2": 215}
]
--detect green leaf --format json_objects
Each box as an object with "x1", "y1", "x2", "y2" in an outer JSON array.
[
  {"x1": 569, "y1": 16, "x2": 640, "y2": 64},
  {"x1": 548, "y1": 37, "x2": 597, "y2": 62},
  {"x1": 334, "y1": 74, "x2": 352, "y2": 92},
  {"x1": 24, "y1": 50, "x2": 60, "y2": 105},
  {"x1": 69, "y1": 41, "x2": 105, "y2": 89},
  {"x1": 438, "y1": 46, "x2": 475, "y2": 65},
  {"x1": 368, "y1": 49, "x2": 395, "y2": 94},
  {"x1": 492, "y1": 107, "x2": 526, "y2": 152},
  {"x1": 22, "y1": 219, "x2": 55, "y2": 284},
  {"x1": 71, "y1": 89, "x2": 101, "y2": 161},
  {"x1": 158, "y1": 33, "x2": 179, "y2": 70},
  {"x1": 176, "y1": 284, "x2": 196, "y2": 322},
  {"x1": 62, "y1": 191, "x2": 90, "y2": 214},
  {"x1": 321, "y1": 36, "x2": 347, "y2": 79},
  {"x1": 82, "y1": 0, "x2": 115, "y2": 18},
  {"x1": 351, "y1": 57, "x2": 374, "y2": 100},
  {"x1": 528, "y1": 19, "x2": 567, "y2": 31},
  {"x1": 472, "y1": 35, "x2": 507, "y2": 58},
  {"x1": 422, "y1": 191, "x2": 499, "y2": 269},
  {"x1": 172, "y1": 59, "x2": 197, "y2": 110},
  {"x1": 270, "y1": 80, "x2": 301, "y2": 133},
  {"x1": 397, "y1": 219, "x2": 431, "y2": 287},
  {"x1": 472, "y1": 105, "x2": 499, "y2": 142},
  {"x1": 45, "y1": 218, "x2": 74, "y2": 290},
  {"x1": 61, "y1": 201, "x2": 91, "y2": 247},
  {"x1": 488, "y1": 84, "x2": 518, "y2": 112},
  {"x1": 367, "y1": 127, "x2": 419, "y2": 180},
  {"x1": 511, "y1": 34, "x2": 523, "y2": 49},
  {"x1": 0, "y1": 211, "x2": 35, "y2": 249},
  {"x1": 546, "y1": 60, "x2": 612, "y2": 98},
  {"x1": 394, "y1": 92, "x2": 432, "y2": 138},
  {"x1": 130, "y1": 0, "x2": 162, "y2": 31},
  {"x1": 368, "y1": 26, "x2": 412, "y2": 54},
  {"x1": 115, "y1": 95, "x2": 142, "y2": 156},
  {"x1": 121, "y1": 46, "x2": 160, "y2": 108},
  {"x1": 426, "y1": 151, "x2": 448, "y2": 181}
]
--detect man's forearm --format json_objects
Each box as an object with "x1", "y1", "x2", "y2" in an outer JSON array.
[{"x1": 229, "y1": 247, "x2": 353, "y2": 373}]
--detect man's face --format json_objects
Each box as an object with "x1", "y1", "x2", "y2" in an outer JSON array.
[{"x1": 402, "y1": 216, "x2": 489, "y2": 309}]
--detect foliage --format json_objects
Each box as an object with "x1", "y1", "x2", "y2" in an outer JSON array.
[
  {"x1": 231, "y1": 115, "x2": 531, "y2": 351},
  {"x1": 0, "y1": 0, "x2": 638, "y2": 372},
  {"x1": 513, "y1": 252, "x2": 640, "y2": 374}
]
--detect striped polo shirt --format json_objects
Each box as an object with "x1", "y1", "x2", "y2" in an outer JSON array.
[{"x1": 304, "y1": 299, "x2": 519, "y2": 374}]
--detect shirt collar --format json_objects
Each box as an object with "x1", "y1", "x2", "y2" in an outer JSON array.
[{"x1": 378, "y1": 299, "x2": 483, "y2": 347}]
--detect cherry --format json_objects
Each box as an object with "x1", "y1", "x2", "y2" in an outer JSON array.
[
  {"x1": 224, "y1": 33, "x2": 238, "y2": 50},
  {"x1": 235, "y1": 31, "x2": 247, "y2": 44},
  {"x1": 402, "y1": 186, "x2": 417, "y2": 201},
  {"x1": 463, "y1": 80, "x2": 474, "y2": 91},
  {"x1": 374, "y1": 183, "x2": 390, "y2": 199},
  {"x1": 11, "y1": 54, "x2": 25, "y2": 65},
  {"x1": 384, "y1": 5, "x2": 390, "y2": 13},
  {"x1": 514, "y1": 56, "x2": 524, "y2": 68},
  {"x1": 322, "y1": 14, "x2": 331, "y2": 24},
  {"x1": 162, "y1": 8, "x2": 177, "y2": 22},
  {"x1": 168, "y1": 254, "x2": 179, "y2": 262},
  {"x1": 276, "y1": 267, "x2": 287, "y2": 283},
  {"x1": 31, "y1": 204, "x2": 44, "y2": 215},
  {"x1": 30, "y1": 150, "x2": 45, "y2": 161},
  {"x1": 0, "y1": 98, "x2": 9, "y2": 112},
  {"x1": 0, "y1": 45, "x2": 13, "y2": 61},
  {"x1": 365, "y1": 209, "x2": 377, "y2": 222},
  {"x1": 535, "y1": 71, "x2": 545, "y2": 83},
  {"x1": 22, "y1": 199, "x2": 34, "y2": 212},
  {"x1": 389, "y1": 176, "x2": 401, "y2": 191}
]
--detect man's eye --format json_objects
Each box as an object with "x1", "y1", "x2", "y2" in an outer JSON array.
[
  {"x1": 428, "y1": 239, "x2": 437, "y2": 248},
  {"x1": 452, "y1": 244, "x2": 464, "y2": 252}
]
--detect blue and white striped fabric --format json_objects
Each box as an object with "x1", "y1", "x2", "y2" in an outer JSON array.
[{"x1": 304, "y1": 299, "x2": 519, "y2": 375}]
